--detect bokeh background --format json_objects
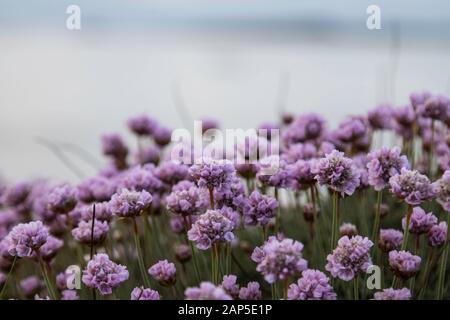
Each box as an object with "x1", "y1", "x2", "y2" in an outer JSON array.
[{"x1": 1, "y1": 0, "x2": 449, "y2": 182}]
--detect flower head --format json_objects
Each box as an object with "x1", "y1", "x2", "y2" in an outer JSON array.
[
  {"x1": 127, "y1": 114, "x2": 157, "y2": 136},
  {"x1": 47, "y1": 184, "x2": 78, "y2": 214},
  {"x1": 368, "y1": 104, "x2": 394, "y2": 130},
  {"x1": 61, "y1": 290, "x2": 79, "y2": 300},
  {"x1": 251, "y1": 236, "x2": 308, "y2": 283},
  {"x1": 239, "y1": 282, "x2": 262, "y2": 300},
  {"x1": 243, "y1": 190, "x2": 278, "y2": 227},
  {"x1": 325, "y1": 235, "x2": 373, "y2": 281},
  {"x1": 434, "y1": 170, "x2": 450, "y2": 211},
  {"x1": 187, "y1": 210, "x2": 235, "y2": 250},
  {"x1": 108, "y1": 188, "x2": 152, "y2": 218},
  {"x1": 282, "y1": 113, "x2": 326, "y2": 145},
  {"x1": 287, "y1": 269, "x2": 336, "y2": 300},
  {"x1": 373, "y1": 288, "x2": 411, "y2": 300},
  {"x1": 1, "y1": 182, "x2": 31, "y2": 207},
  {"x1": 428, "y1": 222, "x2": 447, "y2": 247},
  {"x1": 5, "y1": 221, "x2": 49, "y2": 257},
  {"x1": 286, "y1": 159, "x2": 316, "y2": 190},
  {"x1": 189, "y1": 158, "x2": 235, "y2": 190},
  {"x1": 312, "y1": 150, "x2": 360, "y2": 196},
  {"x1": 154, "y1": 161, "x2": 189, "y2": 186},
  {"x1": 378, "y1": 229, "x2": 403, "y2": 252},
  {"x1": 101, "y1": 133, "x2": 128, "y2": 160},
  {"x1": 82, "y1": 253, "x2": 129, "y2": 295},
  {"x1": 166, "y1": 181, "x2": 208, "y2": 216},
  {"x1": 220, "y1": 275, "x2": 239, "y2": 299},
  {"x1": 72, "y1": 219, "x2": 109, "y2": 245},
  {"x1": 185, "y1": 282, "x2": 232, "y2": 300},
  {"x1": 20, "y1": 276, "x2": 42, "y2": 297},
  {"x1": 367, "y1": 147, "x2": 409, "y2": 191},
  {"x1": 130, "y1": 287, "x2": 160, "y2": 300},
  {"x1": 37, "y1": 235, "x2": 63, "y2": 261},
  {"x1": 148, "y1": 260, "x2": 177, "y2": 286},
  {"x1": 418, "y1": 95, "x2": 449, "y2": 120},
  {"x1": 389, "y1": 168, "x2": 435, "y2": 205},
  {"x1": 388, "y1": 250, "x2": 421, "y2": 280},
  {"x1": 402, "y1": 207, "x2": 437, "y2": 234}
]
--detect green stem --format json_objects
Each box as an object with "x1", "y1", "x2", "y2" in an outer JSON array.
[
  {"x1": 274, "y1": 187, "x2": 281, "y2": 234},
  {"x1": 353, "y1": 275, "x2": 359, "y2": 300},
  {"x1": 184, "y1": 216, "x2": 201, "y2": 283},
  {"x1": 0, "y1": 256, "x2": 17, "y2": 299},
  {"x1": 429, "y1": 120, "x2": 435, "y2": 179},
  {"x1": 38, "y1": 255, "x2": 57, "y2": 300},
  {"x1": 372, "y1": 191, "x2": 383, "y2": 244},
  {"x1": 132, "y1": 218, "x2": 151, "y2": 288},
  {"x1": 417, "y1": 250, "x2": 433, "y2": 299},
  {"x1": 436, "y1": 212, "x2": 450, "y2": 299},
  {"x1": 401, "y1": 205, "x2": 412, "y2": 251},
  {"x1": 331, "y1": 192, "x2": 339, "y2": 251}
]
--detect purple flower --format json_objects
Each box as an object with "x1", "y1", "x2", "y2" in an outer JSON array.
[
  {"x1": 251, "y1": 235, "x2": 308, "y2": 283},
  {"x1": 312, "y1": 150, "x2": 360, "y2": 196},
  {"x1": 239, "y1": 282, "x2": 262, "y2": 300},
  {"x1": 282, "y1": 143, "x2": 317, "y2": 164},
  {"x1": 101, "y1": 133, "x2": 128, "y2": 160},
  {"x1": 221, "y1": 275, "x2": 239, "y2": 299},
  {"x1": 38, "y1": 235, "x2": 63, "y2": 261},
  {"x1": 393, "y1": 105, "x2": 415, "y2": 138},
  {"x1": 1, "y1": 182, "x2": 31, "y2": 207},
  {"x1": 187, "y1": 210, "x2": 235, "y2": 250},
  {"x1": 174, "y1": 244, "x2": 192, "y2": 263},
  {"x1": 256, "y1": 156, "x2": 290, "y2": 188},
  {"x1": 153, "y1": 125, "x2": 172, "y2": 146},
  {"x1": 166, "y1": 181, "x2": 208, "y2": 216},
  {"x1": 148, "y1": 260, "x2": 177, "y2": 286},
  {"x1": 20, "y1": 276, "x2": 42, "y2": 297},
  {"x1": 127, "y1": 114, "x2": 157, "y2": 136},
  {"x1": 367, "y1": 147, "x2": 409, "y2": 191},
  {"x1": 286, "y1": 159, "x2": 316, "y2": 190},
  {"x1": 428, "y1": 222, "x2": 447, "y2": 247},
  {"x1": 137, "y1": 146, "x2": 161, "y2": 165},
  {"x1": 378, "y1": 229, "x2": 403, "y2": 252},
  {"x1": 200, "y1": 118, "x2": 219, "y2": 133},
  {"x1": 82, "y1": 253, "x2": 129, "y2": 295},
  {"x1": 108, "y1": 188, "x2": 152, "y2": 218},
  {"x1": 5, "y1": 221, "x2": 49, "y2": 257},
  {"x1": 402, "y1": 207, "x2": 437, "y2": 234},
  {"x1": 61, "y1": 290, "x2": 79, "y2": 300},
  {"x1": 373, "y1": 288, "x2": 411, "y2": 300},
  {"x1": 170, "y1": 215, "x2": 186, "y2": 234},
  {"x1": 131, "y1": 287, "x2": 160, "y2": 300},
  {"x1": 388, "y1": 250, "x2": 421, "y2": 279},
  {"x1": 339, "y1": 223, "x2": 358, "y2": 238},
  {"x1": 325, "y1": 235, "x2": 373, "y2": 281},
  {"x1": 418, "y1": 95, "x2": 449, "y2": 120},
  {"x1": 72, "y1": 219, "x2": 109, "y2": 245},
  {"x1": 154, "y1": 161, "x2": 189, "y2": 186},
  {"x1": 243, "y1": 190, "x2": 278, "y2": 227},
  {"x1": 287, "y1": 269, "x2": 336, "y2": 300},
  {"x1": 368, "y1": 104, "x2": 394, "y2": 130},
  {"x1": 434, "y1": 170, "x2": 450, "y2": 211},
  {"x1": 213, "y1": 178, "x2": 246, "y2": 211},
  {"x1": 47, "y1": 184, "x2": 78, "y2": 214},
  {"x1": 282, "y1": 113, "x2": 326, "y2": 145},
  {"x1": 80, "y1": 202, "x2": 112, "y2": 222},
  {"x1": 119, "y1": 166, "x2": 163, "y2": 194},
  {"x1": 77, "y1": 176, "x2": 116, "y2": 203},
  {"x1": 410, "y1": 91, "x2": 431, "y2": 109},
  {"x1": 185, "y1": 282, "x2": 232, "y2": 300},
  {"x1": 189, "y1": 158, "x2": 235, "y2": 190},
  {"x1": 335, "y1": 116, "x2": 369, "y2": 143},
  {"x1": 389, "y1": 168, "x2": 435, "y2": 205}
]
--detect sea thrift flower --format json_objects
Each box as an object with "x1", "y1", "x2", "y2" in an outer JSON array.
[
  {"x1": 189, "y1": 158, "x2": 235, "y2": 190},
  {"x1": 38, "y1": 236, "x2": 63, "y2": 261},
  {"x1": 148, "y1": 260, "x2": 177, "y2": 286},
  {"x1": 201, "y1": 118, "x2": 219, "y2": 133},
  {"x1": 410, "y1": 90, "x2": 431, "y2": 109},
  {"x1": 154, "y1": 161, "x2": 189, "y2": 185},
  {"x1": 131, "y1": 287, "x2": 160, "y2": 300},
  {"x1": 108, "y1": 188, "x2": 152, "y2": 218},
  {"x1": 20, "y1": 276, "x2": 42, "y2": 297},
  {"x1": 127, "y1": 114, "x2": 157, "y2": 136},
  {"x1": 428, "y1": 222, "x2": 447, "y2": 247},
  {"x1": 312, "y1": 150, "x2": 360, "y2": 196},
  {"x1": 174, "y1": 244, "x2": 192, "y2": 263},
  {"x1": 287, "y1": 269, "x2": 336, "y2": 300},
  {"x1": 325, "y1": 235, "x2": 373, "y2": 281},
  {"x1": 251, "y1": 236, "x2": 308, "y2": 283},
  {"x1": 402, "y1": 207, "x2": 437, "y2": 234},
  {"x1": 221, "y1": 275, "x2": 239, "y2": 299},
  {"x1": 77, "y1": 176, "x2": 116, "y2": 203},
  {"x1": 388, "y1": 250, "x2": 421, "y2": 279},
  {"x1": 367, "y1": 147, "x2": 409, "y2": 191},
  {"x1": 389, "y1": 168, "x2": 435, "y2": 205},
  {"x1": 1, "y1": 182, "x2": 31, "y2": 207},
  {"x1": 80, "y1": 202, "x2": 112, "y2": 222},
  {"x1": 82, "y1": 253, "x2": 129, "y2": 295},
  {"x1": 137, "y1": 146, "x2": 161, "y2": 165},
  {"x1": 373, "y1": 288, "x2": 411, "y2": 300},
  {"x1": 393, "y1": 105, "x2": 415, "y2": 138},
  {"x1": 368, "y1": 104, "x2": 394, "y2": 130},
  {"x1": 378, "y1": 229, "x2": 403, "y2": 252},
  {"x1": 339, "y1": 223, "x2": 358, "y2": 238},
  {"x1": 170, "y1": 216, "x2": 186, "y2": 234},
  {"x1": 5, "y1": 221, "x2": 49, "y2": 257},
  {"x1": 286, "y1": 159, "x2": 316, "y2": 190},
  {"x1": 72, "y1": 219, "x2": 109, "y2": 245},
  {"x1": 185, "y1": 282, "x2": 232, "y2": 300},
  {"x1": 243, "y1": 190, "x2": 278, "y2": 226},
  {"x1": 256, "y1": 156, "x2": 289, "y2": 188},
  {"x1": 213, "y1": 178, "x2": 246, "y2": 211},
  {"x1": 166, "y1": 181, "x2": 208, "y2": 216},
  {"x1": 187, "y1": 210, "x2": 235, "y2": 250},
  {"x1": 434, "y1": 170, "x2": 450, "y2": 211},
  {"x1": 47, "y1": 184, "x2": 78, "y2": 214},
  {"x1": 239, "y1": 282, "x2": 262, "y2": 300},
  {"x1": 335, "y1": 116, "x2": 369, "y2": 143},
  {"x1": 61, "y1": 290, "x2": 79, "y2": 300},
  {"x1": 120, "y1": 166, "x2": 163, "y2": 194},
  {"x1": 153, "y1": 125, "x2": 172, "y2": 146},
  {"x1": 282, "y1": 113, "x2": 326, "y2": 145},
  {"x1": 418, "y1": 95, "x2": 449, "y2": 120},
  {"x1": 101, "y1": 133, "x2": 128, "y2": 160}
]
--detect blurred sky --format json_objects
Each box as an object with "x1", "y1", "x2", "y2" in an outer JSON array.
[{"x1": 0, "y1": 0, "x2": 450, "y2": 182}]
